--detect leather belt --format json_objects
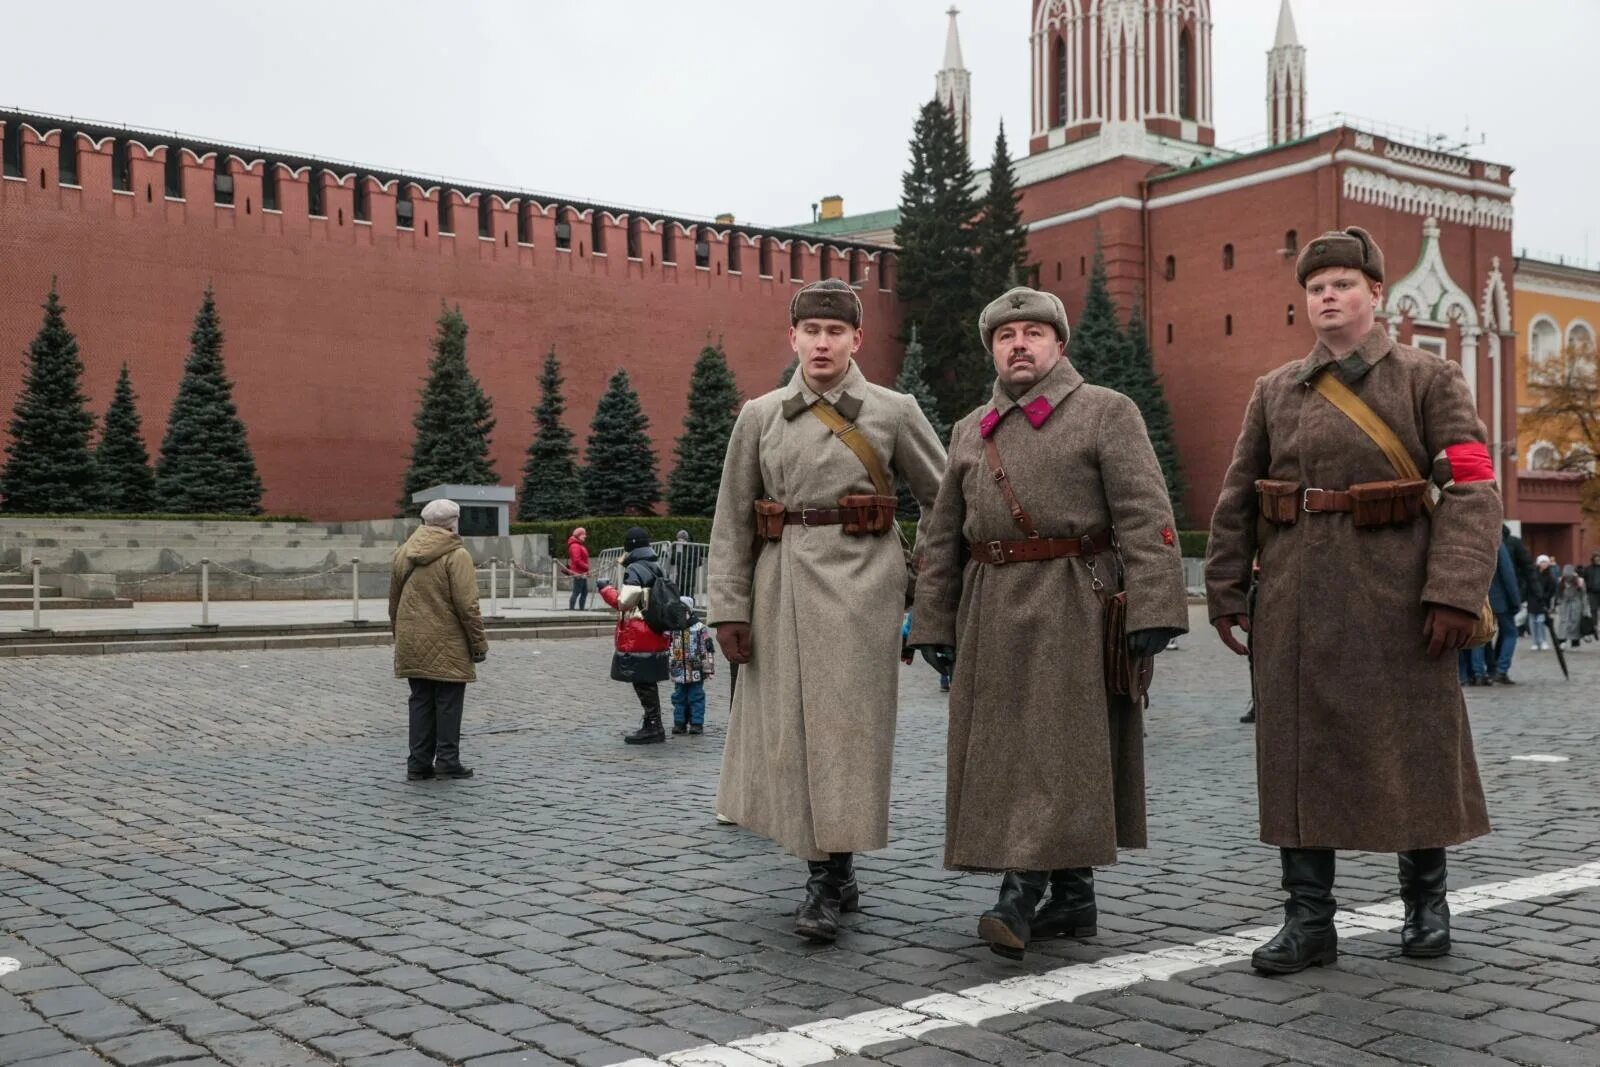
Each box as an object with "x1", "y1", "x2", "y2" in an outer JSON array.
[
  {"x1": 969, "y1": 530, "x2": 1113, "y2": 565},
  {"x1": 784, "y1": 507, "x2": 852, "y2": 527},
  {"x1": 1301, "y1": 487, "x2": 1354, "y2": 514}
]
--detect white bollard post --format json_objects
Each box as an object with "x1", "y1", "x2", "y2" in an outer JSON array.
[
  {"x1": 489, "y1": 558, "x2": 500, "y2": 617},
  {"x1": 507, "y1": 562, "x2": 516, "y2": 606},
  {"x1": 199, "y1": 558, "x2": 211, "y2": 628},
  {"x1": 551, "y1": 559, "x2": 560, "y2": 611},
  {"x1": 351, "y1": 558, "x2": 361, "y2": 623},
  {"x1": 27, "y1": 558, "x2": 44, "y2": 632}
]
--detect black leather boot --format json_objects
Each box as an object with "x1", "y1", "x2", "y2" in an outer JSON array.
[
  {"x1": 1031, "y1": 867, "x2": 1097, "y2": 939},
  {"x1": 832, "y1": 852, "x2": 861, "y2": 914},
  {"x1": 624, "y1": 685, "x2": 666, "y2": 745},
  {"x1": 1252, "y1": 848, "x2": 1338, "y2": 974},
  {"x1": 977, "y1": 870, "x2": 1050, "y2": 960},
  {"x1": 1398, "y1": 848, "x2": 1451, "y2": 958},
  {"x1": 795, "y1": 859, "x2": 843, "y2": 942}
]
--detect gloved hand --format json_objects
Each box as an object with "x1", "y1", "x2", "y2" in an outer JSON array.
[
  {"x1": 916, "y1": 645, "x2": 956, "y2": 676},
  {"x1": 1127, "y1": 627, "x2": 1183, "y2": 658},
  {"x1": 1423, "y1": 603, "x2": 1478, "y2": 658},
  {"x1": 1213, "y1": 613, "x2": 1251, "y2": 656},
  {"x1": 595, "y1": 578, "x2": 613, "y2": 591},
  {"x1": 717, "y1": 622, "x2": 753, "y2": 665},
  {"x1": 471, "y1": 651, "x2": 487, "y2": 663}
]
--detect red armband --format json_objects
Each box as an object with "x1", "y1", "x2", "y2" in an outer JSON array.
[{"x1": 1443, "y1": 442, "x2": 1495, "y2": 483}]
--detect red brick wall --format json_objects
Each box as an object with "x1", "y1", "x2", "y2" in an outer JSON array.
[{"x1": 0, "y1": 122, "x2": 901, "y2": 520}]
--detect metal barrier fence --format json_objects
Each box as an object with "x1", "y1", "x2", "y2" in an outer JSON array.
[{"x1": 589, "y1": 541, "x2": 708, "y2": 601}]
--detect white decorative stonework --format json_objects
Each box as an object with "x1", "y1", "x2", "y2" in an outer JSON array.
[
  {"x1": 1353, "y1": 132, "x2": 1375, "y2": 150},
  {"x1": 1387, "y1": 217, "x2": 1479, "y2": 330},
  {"x1": 1481, "y1": 257, "x2": 1511, "y2": 333},
  {"x1": 1342, "y1": 167, "x2": 1513, "y2": 231},
  {"x1": 1383, "y1": 142, "x2": 1473, "y2": 176},
  {"x1": 1485, "y1": 164, "x2": 1502, "y2": 180}
]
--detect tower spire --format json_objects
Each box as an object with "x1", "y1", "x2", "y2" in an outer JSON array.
[
  {"x1": 1267, "y1": 0, "x2": 1307, "y2": 146},
  {"x1": 936, "y1": 5, "x2": 972, "y2": 153}
]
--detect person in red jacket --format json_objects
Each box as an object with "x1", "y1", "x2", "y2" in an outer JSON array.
[
  {"x1": 598, "y1": 527, "x2": 673, "y2": 744},
  {"x1": 567, "y1": 527, "x2": 591, "y2": 610}
]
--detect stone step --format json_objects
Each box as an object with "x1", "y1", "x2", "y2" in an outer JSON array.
[
  {"x1": 0, "y1": 597, "x2": 132, "y2": 611},
  {"x1": 0, "y1": 585, "x2": 63, "y2": 598}
]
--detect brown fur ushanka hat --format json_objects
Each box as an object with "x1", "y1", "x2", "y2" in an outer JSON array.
[
  {"x1": 978, "y1": 286, "x2": 1072, "y2": 352},
  {"x1": 789, "y1": 278, "x2": 863, "y2": 327},
  {"x1": 1295, "y1": 226, "x2": 1385, "y2": 287}
]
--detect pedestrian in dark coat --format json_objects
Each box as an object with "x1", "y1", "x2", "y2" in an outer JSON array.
[
  {"x1": 909, "y1": 286, "x2": 1188, "y2": 960},
  {"x1": 1206, "y1": 227, "x2": 1500, "y2": 973},
  {"x1": 1583, "y1": 551, "x2": 1600, "y2": 629},
  {"x1": 1462, "y1": 542, "x2": 1520, "y2": 684},
  {"x1": 598, "y1": 527, "x2": 672, "y2": 745}
]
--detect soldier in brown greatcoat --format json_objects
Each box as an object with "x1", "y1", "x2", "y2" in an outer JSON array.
[
  {"x1": 909, "y1": 287, "x2": 1189, "y2": 960},
  {"x1": 1206, "y1": 228, "x2": 1500, "y2": 974},
  {"x1": 707, "y1": 279, "x2": 947, "y2": 944}
]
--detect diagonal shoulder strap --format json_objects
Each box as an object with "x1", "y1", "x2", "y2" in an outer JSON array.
[
  {"x1": 982, "y1": 435, "x2": 1040, "y2": 540},
  {"x1": 809, "y1": 400, "x2": 893, "y2": 496},
  {"x1": 1312, "y1": 370, "x2": 1436, "y2": 513}
]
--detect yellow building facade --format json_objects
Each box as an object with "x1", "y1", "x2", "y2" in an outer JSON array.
[{"x1": 1512, "y1": 256, "x2": 1598, "y2": 561}]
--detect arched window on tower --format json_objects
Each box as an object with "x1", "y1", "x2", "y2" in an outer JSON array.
[
  {"x1": 1222, "y1": 243, "x2": 1234, "y2": 270},
  {"x1": 1284, "y1": 229, "x2": 1299, "y2": 254},
  {"x1": 1053, "y1": 36, "x2": 1067, "y2": 127},
  {"x1": 1178, "y1": 28, "x2": 1196, "y2": 121},
  {"x1": 1164, "y1": 255, "x2": 1176, "y2": 281}
]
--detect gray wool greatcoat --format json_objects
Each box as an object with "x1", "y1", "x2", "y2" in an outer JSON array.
[
  {"x1": 909, "y1": 361, "x2": 1189, "y2": 872},
  {"x1": 707, "y1": 360, "x2": 947, "y2": 861},
  {"x1": 1206, "y1": 326, "x2": 1499, "y2": 852}
]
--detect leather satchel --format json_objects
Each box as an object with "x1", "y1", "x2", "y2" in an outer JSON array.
[{"x1": 1312, "y1": 372, "x2": 1497, "y2": 647}]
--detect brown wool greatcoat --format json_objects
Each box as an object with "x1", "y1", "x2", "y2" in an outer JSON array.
[
  {"x1": 389, "y1": 525, "x2": 489, "y2": 684},
  {"x1": 909, "y1": 361, "x2": 1190, "y2": 872},
  {"x1": 1205, "y1": 326, "x2": 1499, "y2": 852},
  {"x1": 708, "y1": 361, "x2": 947, "y2": 861}
]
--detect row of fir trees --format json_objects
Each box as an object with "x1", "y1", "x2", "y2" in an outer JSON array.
[
  {"x1": 0, "y1": 285, "x2": 263, "y2": 514},
  {"x1": 892, "y1": 97, "x2": 1186, "y2": 521},
  {"x1": 400, "y1": 306, "x2": 743, "y2": 521}
]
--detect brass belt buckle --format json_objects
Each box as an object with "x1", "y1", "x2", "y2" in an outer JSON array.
[
  {"x1": 800, "y1": 507, "x2": 822, "y2": 527},
  {"x1": 984, "y1": 541, "x2": 1007, "y2": 565}
]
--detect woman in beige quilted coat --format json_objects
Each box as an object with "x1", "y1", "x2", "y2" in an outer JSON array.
[{"x1": 390, "y1": 499, "x2": 488, "y2": 781}]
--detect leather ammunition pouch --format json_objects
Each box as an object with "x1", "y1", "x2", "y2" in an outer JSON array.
[
  {"x1": 1348, "y1": 478, "x2": 1428, "y2": 528},
  {"x1": 1255, "y1": 479, "x2": 1301, "y2": 526},
  {"x1": 838, "y1": 494, "x2": 898, "y2": 536},
  {"x1": 754, "y1": 499, "x2": 787, "y2": 542},
  {"x1": 1104, "y1": 589, "x2": 1154, "y2": 703}
]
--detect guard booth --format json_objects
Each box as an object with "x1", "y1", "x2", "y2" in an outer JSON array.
[{"x1": 411, "y1": 484, "x2": 515, "y2": 537}]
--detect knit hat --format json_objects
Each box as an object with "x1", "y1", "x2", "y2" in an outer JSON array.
[
  {"x1": 789, "y1": 278, "x2": 862, "y2": 327},
  {"x1": 624, "y1": 526, "x2": 651, "y2": 551},
  {"x1": 978, "y1": 286, "x2": 1071, "y2": 352},
  {"x1": 420, "y1": 499, "x2": 460, "y2": 531},
  {"x1": 680, "y1": 595, "x2": 695, "y2": 611},
  {"x1": 1295, "y1": 226, "x2": 1385, "y2": 287}
]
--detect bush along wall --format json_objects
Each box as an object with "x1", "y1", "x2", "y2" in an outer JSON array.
[{"x1": 512, "y1": 516, "x2": 713, "y2": 555}]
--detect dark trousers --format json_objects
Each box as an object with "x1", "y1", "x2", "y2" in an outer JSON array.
[
  {"x1": 408, "y1": 678, "x2": 465, "y2": 771},
  {"x1": 633, "y1": 682, "x2": 661, "y2": 718},
  {"x1": 570, "y1": 576, "x2": 589, "y2": 611}
]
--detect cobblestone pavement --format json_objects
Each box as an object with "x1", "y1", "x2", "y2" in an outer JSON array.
[{"x1": 2, "y1": 605, "x2": 1597, "y2": 1067}]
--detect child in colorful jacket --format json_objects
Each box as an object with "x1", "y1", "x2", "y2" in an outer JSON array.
[{"x1": 668, "y1": 596, "x2": 716, "y2": 735}]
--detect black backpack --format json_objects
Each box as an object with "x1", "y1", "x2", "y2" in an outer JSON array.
[{"x1": 635, "y1": 563, "x2": 691, "y2": 633}]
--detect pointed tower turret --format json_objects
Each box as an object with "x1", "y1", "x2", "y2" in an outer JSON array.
[
  {"x1": 936, "y1": 5, "x2": 972, "y2": 153},
  {"x1": 1267, "y1": 0, "x2": 1307, "y2": 145}
]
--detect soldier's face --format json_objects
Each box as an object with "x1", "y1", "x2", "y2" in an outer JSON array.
[
  {"x1": 1305, "y1": 268, "x2": 1381, "y2": 338},
  {"x1": 991, "y1": 321, "x2": 1065, "y2": 388},
  {"x1": 790, "y1": 319, "x2": 862, "y2": 391}
]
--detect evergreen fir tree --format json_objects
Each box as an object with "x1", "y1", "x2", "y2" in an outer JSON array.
[
  {"x1": 154, "y1": 288, "x2": 265, "y2": 514},
  {"x1": 95, "y1": 363, "x2": 157, "y2": 512},
  {"x1": 778, "y1": 358, "x2": 798, "y2": 387},
  {"x1": 1124, "y1": 296, "x2": 1188, "y2": 524},
  {"x1": 973, "y1": 121, "x2": 1029, "y2": 298},
  {"x1": 398, "y1": 304, "x2": 497, "y2": 515},
  {"x1": 667, "y1": 342, "x2": 741, "y2": 517},
  {"x1": 894, "y1": 328, "x2": 951, "y2": 518},
  {"x1": 517, "y1": 348, "x2": 586, "y2": 520},
  {"x1": 0, "y1": 285, "x2": 98, "y2": 512},
  {"x1": 1068, "y1": 246, "x2": 1133, "y2": 393},
  {"x1": 895, "y1": 98, "x2": 983, "y2": 425},
  {"x1": 584, "y1": 369, "x2": 660, "y2": 515}
]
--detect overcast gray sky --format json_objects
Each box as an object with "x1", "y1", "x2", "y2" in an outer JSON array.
[{"x1": 7, "y1": 1, "x2": 1595, "y2": 264}]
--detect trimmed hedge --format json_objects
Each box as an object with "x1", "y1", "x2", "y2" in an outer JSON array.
[
  {"x1": 0, "y1": 511, "x2": 311, "y2": 523},
  {"x1": 512, "y1": 516, "x2": 713, "y2": 555},
  {"x1": 1178, "y1": 529, "x2": 1209, "y2": 558}
]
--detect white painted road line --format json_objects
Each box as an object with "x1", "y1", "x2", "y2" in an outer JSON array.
[
  {"x1": 1511, "y1": 754, "x2": 1571, "y2": 762},
  {"x1": 613, "y1": 860, "x2": 1600, "y2": 1067}
]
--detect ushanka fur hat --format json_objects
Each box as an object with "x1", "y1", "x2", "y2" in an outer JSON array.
[
  {"x1": 1295, "y1": 226, "x2": 1385, "y2": 287},
  {"x1": 789, "y1": 278, "x2": 863, "y2": 327},
  {"x1": 978, "y1": 286, "x2": 1071, "y2": 352}
]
